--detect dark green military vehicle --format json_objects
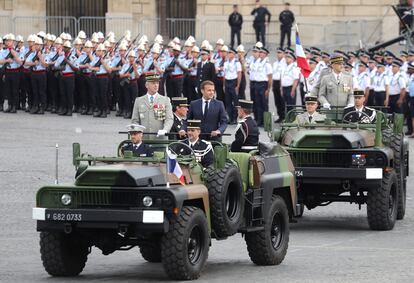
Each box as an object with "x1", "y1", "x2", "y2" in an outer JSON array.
[
  {"x1": 33, "y1": 138, "x2": 299, "y2": 280},
  {"x1": 267, "y1": 109, "x2": 409, "y2": 231}
]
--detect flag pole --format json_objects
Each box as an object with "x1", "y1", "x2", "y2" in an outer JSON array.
[{"x1": 296, "y1": 23, "x2": 309, "y2": 94}]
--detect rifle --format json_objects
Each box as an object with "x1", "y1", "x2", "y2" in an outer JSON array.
[
  {"x1": 29, "y1": 51, "x2": 40, "y2": 71},
  {"x1": 1, "y1": 49, "x2": 14, "y2": 71}
]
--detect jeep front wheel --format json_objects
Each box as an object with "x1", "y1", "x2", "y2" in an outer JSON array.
[
  {"x1": 161, "y1": 206, "x2": 210, "y2": 280},
  {"x1": 139, "y1": 238, "x2": 161, "y2": 263},
  {"x1": 367, "y1": 172, "x2": 398, "y2": 230},
  {"x1": 40, "y1": 231, "x2": 89, "y2": 276},
  {"x1": 245, "y1": 195, "x2": 289, "y2": 265}
]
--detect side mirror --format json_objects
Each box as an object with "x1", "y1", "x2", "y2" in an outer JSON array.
[
  {"x1": 72, "y1": 143, "x2": 81, "y2": 167},
  {"x1": 263, "y1": 112, "x2": 273, "y2": 132}
]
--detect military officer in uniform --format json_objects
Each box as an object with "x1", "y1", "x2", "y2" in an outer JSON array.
[
  {"x1": 131, "y1": 72, "x2": 173, "y2": 139},
  {"x1": 231, "y1": 99, "x2": 259, "y2": 152},
  {"x1": 121, "y1": 124, "x2": 154, "y2": 157},
  {"x1": 170, "y1": 97, "x2": 189, "y2": 140},
  {"x1": 181, "y1": 120, "x2": 214, "y2": 168},
  {"x1": 318, "y1": 54, "x2": 354, "y2": 108},
  {"x1": 294, "y1": 93, "x2": 326, "y2": 124},
  {"x1": 343, "y1": 90, "x2": 376, "y2": 123}
]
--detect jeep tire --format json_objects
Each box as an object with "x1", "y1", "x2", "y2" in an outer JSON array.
[
  {"x1": 391, "y1": 133, "x2": 406, "y2": 220},
  {"x1": 367, "y1": 172, "x2": 398, "y2": 230},
  {"x1": 161, "y1": 206, "x2": 210, "y2": 280},
  {"x1": 245, "y1": 195, "x2": 289, "y2": 265},
  {"x1": 139, "y1": 238, "x2": 161, "y2": 263},
  {"x1": 40, "y1": 231, "x2": 89, "y2": 276},
  {"x1": 205, "y1": 163, "x2": 245, "y2": 238}
]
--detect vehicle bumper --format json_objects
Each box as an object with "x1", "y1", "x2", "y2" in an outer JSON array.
[{"x1": 33, "y1": 207, "x2": 168, "y2": 232}]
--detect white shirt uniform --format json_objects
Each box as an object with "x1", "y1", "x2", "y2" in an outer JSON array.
[
  {"x1": 353, "y1": 71, "x2": 370, "y2": 91},
  {"x1": 223, "y1": 58, "x2": 241, "y2": 80},
  {"x1": 255, "y1": 57, "x2": 272, "y2": 82},
  {"x1": 281, "y1": 62, "x2": 300, "y2": 87},
  {"x1": 368, "y1": 67, "x2": 377, "y2": 90},
  {"x1": 248, "y1": 57, "x2": 259, "y2": 81},
  {"x1": 272, "y1": 57, "x2": 287, "y2": 81},
  {"x1": 388, "y1": 71, "x2": 406, "y2": 95},
  {"x1": 373, "y1": 72, "x2": 389, "y2": 92}
]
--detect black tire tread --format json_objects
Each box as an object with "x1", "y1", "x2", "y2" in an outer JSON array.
[
  {"x1": 139, "y1": 240, "x2": 161, "y2": 263},
  {"x1": 40, "y1": 231, "x2": 88, "y2": 277},
  {"x1": 390, "y1": 133, "x2": 406, "y2": 220}
]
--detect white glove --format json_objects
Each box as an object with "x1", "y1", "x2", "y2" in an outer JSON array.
[
  {"x1": 323, "y1": 103, "x2": 331, "y2": 109},
  {"x1": 157, "y1": 129, "x2": 167, "y2": 137},
  {"x1": 346, "y1": 103, "x2": 354, "y2": 108}
]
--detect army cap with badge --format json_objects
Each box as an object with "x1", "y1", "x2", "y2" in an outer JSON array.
[
  {"x1": 187, "y1": 120, "x2": 201, "y2": 130},
  {"x1": 145, "y1": 71, "x2": 161, "y2": 82},
  {"x1": 304, "y1": 93, "x2": 318, "y2": 104},
  {"x1": 172, "y1": 97, "x2": 189, "y2": 109}
]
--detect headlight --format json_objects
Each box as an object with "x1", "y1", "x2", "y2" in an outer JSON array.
[
  {"x1": 376, "y1": 156, "x2": 385, "y2": 167},
  {"x1": 61, "y1": 194, "x2": 72, "y2": 206},
  {"x1": 143, "y1": 196, "x2": 153, "y2": 207},
  {"x1": 352, "y1": 154, "x2": 366, "y2": 167}
]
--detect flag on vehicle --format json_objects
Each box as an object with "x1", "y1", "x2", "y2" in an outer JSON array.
[
  {"x1": 295, "y1": 28, "x2": 311, "y2": 78},
  {"x1": 166, "y1": 149, "x2": 185, "y2": 185}
]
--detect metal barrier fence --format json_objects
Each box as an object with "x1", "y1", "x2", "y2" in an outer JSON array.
[{"x1": 1, "y1": 15, "x2": 384, "y2": 50}]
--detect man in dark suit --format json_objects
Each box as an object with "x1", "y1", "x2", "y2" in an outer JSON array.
[
  {"x1": 196, "y1": 49, "x2": 216, "y2": 95},
  {"x1": 188, "y1": 80, "x2": 228, "y2": 141},
  {"x1": 121, "y1": 124, "x2": 154, "y2": 157},
  {"x1": 170, "y1": 97, "x2": 188, "y2": 140}
]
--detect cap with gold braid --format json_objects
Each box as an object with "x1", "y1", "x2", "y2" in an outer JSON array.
[
  {"x1": 171, "y1": 97, "x2": 189, "y2": 108},
  {"x1": 145, "y1": 71, "x2": 160, "y2": 82},
  {"x1": 187, "y1": 120, "x2": 201, "y2": 129}
]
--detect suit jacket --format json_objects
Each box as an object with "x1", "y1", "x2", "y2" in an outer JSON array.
[
  {"x1": 294, "y1": 112, "x2": 326, "y2": 125},
  {"x1": 343, "y1": 106, "x2": 376, "y2": 123},
  {"x1": 121, "y1": 142, "x2": 154, "y2": 157},
  {"x1": 188, "y1": 98, "x2": 228, "y2": 141},
  {"x1": 196, "y1": 61, "x2": 216, "y2": 89},
  {"x1": 231, "y1": 116, "x2": 259, "y2": 152},
  {"x1": 318, "y1": 72, "x2": 354, "y2": 107},
  {"x1": 131, "y1": 93, "x2": 174, "y2": 139},
  {"x1": 169, "y1": 114, "x2": 187, "y2": 140}
]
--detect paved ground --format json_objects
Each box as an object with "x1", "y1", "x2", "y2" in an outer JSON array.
[{"x1": 0, "y1": 111, "x2": 414, "y2": 283}]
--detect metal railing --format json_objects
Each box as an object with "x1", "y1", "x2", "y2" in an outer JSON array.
[{"x1": 1, "y1": 15, "x2": 385, "y2": 50}]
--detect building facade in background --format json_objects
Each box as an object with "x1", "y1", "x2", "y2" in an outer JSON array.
[{"x1": 0, "y1": 0, "x2": 402, "y2": 50}]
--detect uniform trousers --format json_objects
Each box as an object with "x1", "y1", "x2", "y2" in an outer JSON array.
[
  {"x1": 238, "y1": 72, "x2": 246, "y2": 100},
  {"x1": 254, "y1": 81, "x2": 269, "y2": 126},
  {"x1": 167, "y1": 76, "x2": 184, "y2": 98},
  {"x1": 282, "y1": 85, "x2": 296, "y2": 113},
  {"x1": 273, "y1": 80, "x2": 285, "y2": 120},
  {"x1": 215, "y1": 77, "x2": 225, "y2": 102},
  {"x1": 47, "y1": 70, "x2": 59, "y2": 110},
  {"x1": 59, "y1": 74, "x2": 75, "y2": 114},
  {"x1": 74, "y1": 74, "x2": 82, "y2": 111},
  {"x1": 95, "y1": 76, "x2": 109, "y2": 114},
  {"x1": 186, "y1": 76, "x2": 199, "y2": 102},
  {"x1": 373, "y1": 91, "x2": 386, "y2": 107},
  {"x1": 250, "y1": 80, "x2": 257, "y2": 115},
  {"x1": 254, "y1": 23, "x2": 266, "y2": 47},
  {"x1": 22, "y1": 70, "x2": 32, "y2": 109},
  {"x1": 137, "y1": 76, "x2": 147, "y2": 97},
  {"x1": 224, "y1": 79, "x2": 239, "y2": 123},
  {"x1": 112, "y1": 75, "x2": 123, "y2": 112},
  {"x1": 0, "y1": 72, "x2": 4, "y2": 109},
  {"x1": 389, "y1": 94, "x2": 402, "y2": 114},
  {"x1": 367, "y1": 89, "x2": 375, "y2": 107},
  {"x1": 4, "y1": 70, "x2": 20, "y2": 109},
  {"x1": 79, "y1": 74, "x2": 95, "y2": 113},
  {"x1": 122, "y1": 80, "x2": 138, "y2": 117},
  {"x1": 280, "y1": 27, "x2": 292, "y2": 48},
  {"x1": 31, "y1": 71, "x2": 47, "y2": 110}
]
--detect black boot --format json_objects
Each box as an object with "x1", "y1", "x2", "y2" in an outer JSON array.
[
  {"x1": 10, "y1": 106, "x2": 17, "y2": 113},
  {"x1": 30, "y1": 106, "x2": 39, "y2": 114},
  {"x1": 38, "y1": 108, "x2": 45, "y2": 114}
]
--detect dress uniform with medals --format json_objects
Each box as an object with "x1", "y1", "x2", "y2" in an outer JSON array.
[
  {"x1": 231, "y1": 100, "x2": 259, "y2": 152},
  {"x1": 318, "y1": 54, "x2": 354, "y2": 108},
  {"x1": 121, "y1": 124, "x2": 154, "y2": 157},
  {"x1": 343, "y1": 90, "x2": 376, "y2": 123},
  {"x1": 131, "y1": 72, "x2": 174, "y2": 139},
  {"x1": 170, "y1": 97, "x2": 189, "y2": 140},
  {"x1": 181, "y1": 120, "x2": 214, "y2": 167},
  {"x1": 293, "y1": 94, "x2": 326, "y2": 124}
]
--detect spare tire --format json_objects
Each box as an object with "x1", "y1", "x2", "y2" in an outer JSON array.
[
  {"x1": 205, "y1": 163, "x2": 245, "y2": 238},
  {"x1": 391, "y1": 133, "x2": 406, "y2": 220}
]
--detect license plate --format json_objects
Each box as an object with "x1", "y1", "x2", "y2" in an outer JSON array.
[
  {"x1": 46, "y1": 212, "x2": 83, "y2": 222},
  {"x1": 142, "y1": 210, "x2": 164, "y2": 223},
  {"x1": 366, "y1": 168, "x2": 382, "y2": 179}
]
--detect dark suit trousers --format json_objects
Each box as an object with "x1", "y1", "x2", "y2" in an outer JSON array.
[
  {"x1": 280, "y1": 27, "x2": 292, "y2": 49},
  {"x1": 273, "y1": 80, "x2": 285, "y2": 119},
  {"x1": 225, "y1": 79, "x2": 238, "y2": 123},
  {"x1": 230, "y1": 27, "x2": 241, "y2": 48},
  {"x1": 59, "y1": 75, "x2": 75, "y2": 112}
]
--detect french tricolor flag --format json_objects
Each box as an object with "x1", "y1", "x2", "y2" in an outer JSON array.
[
  {"x1": 295, "y1": 30, "x2": 311, "y2": 78},
  {"x1": 166, "y1": 149, "x2": 185, "y2": 185}
]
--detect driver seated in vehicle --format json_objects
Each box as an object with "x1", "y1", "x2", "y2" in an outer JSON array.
[
  {"x1": 180, "y1": 120, "x2": 214, "y2": 167},
  {"x1": 121, "y1": 124, "x2": 154, "y2": 157},
  {"x1": 343, "y1": 90, "x2": 376, "y2": 123},
  {"x1": 293, "y1": 93, "x2": 326, "y2": 124}
]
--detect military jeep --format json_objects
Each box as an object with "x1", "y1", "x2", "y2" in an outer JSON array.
[
  {"x1": 33, "y1": 137, "x2": 299, "y2": 280},
  {"x1": 267, "y1": 108, "x2": 409, "y2": 231}
]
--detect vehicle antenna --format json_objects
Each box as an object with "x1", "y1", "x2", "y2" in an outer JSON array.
[{"x1": 55, "y1": 143, "x2": 59, "y2": 184}]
